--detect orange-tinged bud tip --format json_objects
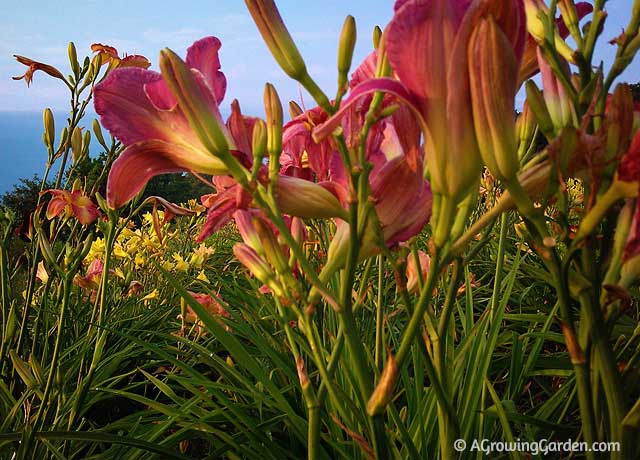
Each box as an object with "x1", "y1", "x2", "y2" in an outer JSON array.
[{"x1": 367, "y1": 353, "x2": 398, "y2": 415}]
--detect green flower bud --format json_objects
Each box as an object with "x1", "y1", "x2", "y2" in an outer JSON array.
[
  {"x1": 525, "y1": 80, "x2": 555, "y2": 140},
  {"x1": 337, "y1": 15, "x2": 356, "y2": 90},
  {"x1": 43, "y1": 108, "x2": 55, "y2": 149},
  {"x1": 252, "y1": 118, "x2": 267, "y2": 167},
  {"x1": 245, "y1": 0, "x2": 308, "y2": 80},
  {"x1": 68, "y1": 42, "x2": 80, "y2": 77},
  {"x1": 71, "y1": 126, "x2": 83, "y2": 162},
  {"x1": 92, "y1": 119, "x2": 107, "y2": 148}
]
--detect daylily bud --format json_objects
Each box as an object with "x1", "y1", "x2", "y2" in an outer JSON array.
[
  {"x1": 235, "y1": 211, "x2": 264, "y2": 256},
  {"x1": 92, "y1": 119, "x2": 107, "y2": 148},
  {"x1": 337, "y1": 15, "x2": 357, "y2": 90},
  {"x1": 537, "y1": 49, "x2": 576, "y2": 132},
  {"x1": 68, "y1": 42, "x2": 80, "y2": 77},
  {"x1": 81, "y1": 130, "x2": 91, "y2": 160},
  {"x1": 245, "y1": 0, "x2": 308, "y2": 80},
  {"x1": 560, "y1": 321, "x2": 586, "y2": 364},
  {"x1": 252, "y1": 119, "x2": 267, "y2": 166},
  {"x1": 254, "y1": 217, "x2": 289, "y2": 274},
  {"x1": 3, "y1": 305, "x2": 17, "y2": 346},
  {"x1": 296, "y1": 356, "x2": 310, "y2": 389},
  {"x1": 264, "y1": 83, "x2": 283, "y2": 160},
  {"x1": 516, "y1": 101, "x2": 536, "y2": 158},
  {"x1": 88, "y1": 54, "x2": 101, "y2": 81},
  {"x1": 575, "y1": 132, "x2": 640, "y2": 242},
  {"x1": 288, "y1": 101, "x2": 303, "y2": 119},
  {"x1": 71, "y1": 127, "x2": 83, "y2": 162},
  {"x1": 606, "y1": 84, "x2": 634, "y2": 163},
  {"x1": 159, "y1": 48, "x2": 230, "y2": 157},
  {"x1": 406, "y1": 250, "x2": 430, "y2": 294},
  {"x1": 276, "y1": 176, "x2": 348, "y2": 220},
  {"x1": 233, "y1": 243, "x2": 284, "y2": 297},
  {"x1": 290, "y1": 217, "x2": 306, "y2": 245},
  {"x1": 57, "y1": 127, "x2": 69, "y2": 153},
  {"x1": 372, "y1": 25, "x2": 382, "y2": 49},
  {"x1": 558, "y1": 0, "x2": 582, "y2": 43},
  {"x1": 525, "y1": 80, "x2": 555, "y2": 140},
  {"x1": 43, "y1": 108, "x2": 55, "y2": 149},
  {"x1": 469, "y1": 17, "x2": 520, "y2": 182},
  {"x1": 524, "y1": 0, "x2": 578, "y2": 63},
  {"x1": 367, "y1": 353, "x2": 398, "y2": 415}
]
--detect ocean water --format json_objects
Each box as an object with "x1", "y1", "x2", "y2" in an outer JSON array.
[
  {"x1": 0, "y1": 111, "x2": 53, "y2": 195},
  {"x1": 0, "y1": 111, "x2": 102, "y2": 195}
]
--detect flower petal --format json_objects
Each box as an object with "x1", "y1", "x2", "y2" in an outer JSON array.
[
  {"x1": 106, "y1": 139, "x2": 228, "y2": 208},
  {"x1": 94, "y1": 68, "x2": 177, "y2": 145},
  {"x1": 387, "y1": 0, "x2": 470, "y2": 104},
  {"x1": 70, "y1": 193, "x2": 99, "y2": 225},
  {"x1": 144, "y1": 78, "x2": 178, "y2": 111},
  {"x1": 186, "y1": 36, "x2": 227, "y2": 103},
  {"x1": 313, "y1": 78, "x2": 425, "y2": 142},
  {"x1": 370, "y1": 156, "x2": 432, "y2": 244},
  {"x1": 119, "y1": 55, "x2": 151, "y2": 69}
]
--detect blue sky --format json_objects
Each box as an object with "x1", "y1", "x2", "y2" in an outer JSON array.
[
  {"x1": 1, "y1": 1, "x2": 638, "y2": 115},
  {"x1": 0, "y1": 1, "x2": 391, "y2": 115}
]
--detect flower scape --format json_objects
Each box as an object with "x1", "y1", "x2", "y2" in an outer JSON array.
[{"x1": 1, "y1": 1, "x2": 640, "y2": 459}]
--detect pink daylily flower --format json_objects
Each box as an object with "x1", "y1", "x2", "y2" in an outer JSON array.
[
  {"x1": 96, "y1": 36, "x2": 348, "y2": 234},
  {"x1": 74, "y1": 258, "x2": 107, "y2": 291},
  {"x1": 315, "y1": 0, "x2": 526, "y2": 203},
  {"x1": 180, "y1": 292, "x2": 230, "y2": 335},
  {"x1": 95, "y1": 37, "x2": 232, "y2": 209},
  {"x1": 43, "y1": 189, "x2": 99, "y2": 225}
]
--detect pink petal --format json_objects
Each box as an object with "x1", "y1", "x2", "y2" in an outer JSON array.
[
  {"x1": 350, "y1": 50, "x2": 377, "y2": 89},
  {"x1": 106, "y1": 139, "x2": 226, "y2": 208},
  {"x1": 313, "y1": 78, "x2": 424, "y2": 142},
  {"x1": 144, "y1": 78, "x2": 178, "y2": 111},
  {"x1": 370, "y1": 156, "x2": 432, "y2": 244},
  {"x1": 70, "y1": 194, "x2": 99, "y2": 225},
  {"x1": 387, "y1": 0, "x2": 471, "y2": 105},
  {"x1": 45, "y1": 195, "x2": 67, "y2": 219},
  {"x1": 186, "y1": 37, "x2": 227, "y2": 104},
  {"x1": 197, "y1": 186, "x2": 251, "y2": 241},
  {"x1": 94, "y1": 68, "x2": 175, "y2": 145},
  {"x1": 226, "y1": 99, "x2": 259, "y2": 156}
]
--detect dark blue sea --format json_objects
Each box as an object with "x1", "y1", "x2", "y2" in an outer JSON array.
[
  {"x1": 0, "y1": 111, "x2": 103, "y2": 195},
  {"x1": 0, "y1": 112, "x2": 49, "y2": 195}
]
